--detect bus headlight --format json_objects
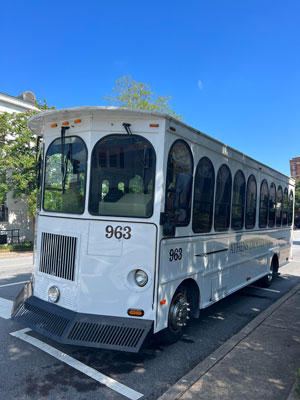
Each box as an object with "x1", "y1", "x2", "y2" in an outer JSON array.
[
  {"x1": 48, "y1": 286, "x2": 60, "y2": 303},
  {"x1": 134, "y1": 270, "x2": 148, "y2": 287}
]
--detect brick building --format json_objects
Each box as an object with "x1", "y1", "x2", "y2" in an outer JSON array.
[{"x1": 290, "y1": 156, "x2": 300, "y2": 180}]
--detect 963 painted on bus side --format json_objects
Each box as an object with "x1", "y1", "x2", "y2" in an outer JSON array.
[{"x1": 12, "y1": 107, "x2": 294, "y2": 352}]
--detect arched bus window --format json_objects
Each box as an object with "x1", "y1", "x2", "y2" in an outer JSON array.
[
  {"x1": 259, "y1": 180, "x2": 269, "y2": 228},
  {"x1": 282, "y1": 188, "x2": 288, "y2": 226},
  {"x1": 44, "y1": 136, "x2": 87, "y2": 214},
  {"x1": 276, "y1": 186, "x2": 283, "y2": 226},
  {"x1": 288, "y1": 190, "x2": 294, "y2": 226},
  {"x1": 165, "y1": 139, "x2": 193, "y2": 226},
  {"x1": 193, "y1": 157, "x2": 215, "y2": 233},
  {"x1": 231, "y1": 170, "x2": 245, "y2": 230},
  {"x1": 214, "y1": 164, "x2": 232, "y2": 232},
  {"x1": 89, "y1": 134, "x2": 156, "y2": 217},
  {"x1": 245, "y1": 174, "x2": 257, "y2": 229},
  {"x1": 268, "y1": 183, "x2": 276, "y2": 227}
]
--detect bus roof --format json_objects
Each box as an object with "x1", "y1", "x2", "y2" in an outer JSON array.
[{"x1": 28, "y1": 106, "x2": 293, "y2": 183}]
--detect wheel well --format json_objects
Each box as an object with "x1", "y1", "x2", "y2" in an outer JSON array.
[
  {"x1": 177, "y1": 279, "x2": 200, "y2": 318},
  {"x1": 272, "y1": 254, "x2": 279, "y2": 273}
]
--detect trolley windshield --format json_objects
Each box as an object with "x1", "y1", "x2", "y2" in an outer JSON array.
[
  {"x1": 43, "y1": 136, "x2": 87, "y2": 214},
  {"x1": 89, "y1": 134, "x2": 156, "y2": 218}
]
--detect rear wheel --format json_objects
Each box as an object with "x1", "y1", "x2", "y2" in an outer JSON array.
[
  {"x1": 260, "y1": 259, "x2": 275, "y2": 288},
  {"x1": 159, "y1": 285, "x2": 191, "y2": 345}
]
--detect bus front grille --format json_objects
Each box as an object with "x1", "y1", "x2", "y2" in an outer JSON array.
[
  {"x1": 12, "y1": 296, "x2": 153, "y2": 353},
  {"x1": 68, "y1": 321, "x2": 145, "y2": 349},
  {"x1": 13, "y1": 301, "x2": 71, "y2": 337},
  {"x1": 39, "y1": 232, "x2": 77, "y2": 281}
]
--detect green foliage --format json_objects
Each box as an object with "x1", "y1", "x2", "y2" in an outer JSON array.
[
  {"x1": 0, "y1": 101, "x2": 55, "y2": 217},
  {"x1": 0, "y1": 241, "x2": 33, "y2": 251},
  {"x1": 103, "y1": 75, "x2": 182, "y2": 120},
  {"x1": 295, "y1": 180, "x2": 300, "y2": 214}
]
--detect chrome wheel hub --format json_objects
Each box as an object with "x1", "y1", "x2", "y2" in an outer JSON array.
[{"x1": 169, "y1": 293, "x2": 191, "y2": 332}]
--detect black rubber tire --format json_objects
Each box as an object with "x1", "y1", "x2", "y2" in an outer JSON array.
[
  {"x1": 159, "y1": 285, "x2": 191, "y2": 345},
  {"x1": 260, "y1": 259, "x2": 275, "y2": 288}
]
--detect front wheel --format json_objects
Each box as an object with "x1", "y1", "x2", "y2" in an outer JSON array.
[{"x1": 159, "y1": 285, "x2": 191, "y2": 345}]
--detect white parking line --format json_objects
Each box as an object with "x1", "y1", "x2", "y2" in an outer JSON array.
[
  {"x1": 0, "y1": 297, "x2": 13, "y2": 319},
  {"x1": 249, "y1": 285, "x2": 280, "y2": 293},
  {"x1": 0, "y1": 280, "x2": 28, "y2": 288},
  {"x1": 10, "y1": 328, "x2": 143, "y2": 400}
]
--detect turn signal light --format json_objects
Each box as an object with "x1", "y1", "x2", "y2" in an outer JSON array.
[
  {"x1": 127, "y1": 309, "x2": 144, "y2": 317},
  {"x1": 51, "y1": 124, "x2": 57, "y2": 128},
  {"x1": 149, "y1": 124, "x2": 159, "y2": 127},
  {"x1": 247, "y1": 277, "x2": 251, "y2": 281},
  {"x1": 62, "y1": 121, "x2": 69, "y2": 126},
  {"x1": 160, "y1": 299, "x2": 167, "y2": 305},
  {"x1": 74, "y1": 119, "x2": 81, "y2": 124},
  {"x1": 170, "y1": 126, "x2": 176, "y2": 132}
]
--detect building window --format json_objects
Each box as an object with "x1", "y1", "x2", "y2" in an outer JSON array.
[
  {"x1": 245, "y1": 174, "x2": 257, "y2": 229},
  {"x1": 276, "y1": 186, "x2": 283, "y2": 227},
  {"x1": 259, "y1": 180, "x2": 269, "y2": 228},
  {"x1": 282, "y1": 188, "x2": 288, "y2": 226},
  {"x1": 193, "y1": 157, "x2": 215, "y2": 233},
  {"x1": 0, "y1": 205, "x2": 8, "y2": 222},
  {"x1": 268, "y1": 183, "x2": 276, "y2": 227},
  {"x1": 231, "y1": 170, "x2": 246, "y2": 230},
  {"x1": 214, "y1": 164, "x2": 232, "y2": 232},
  {"x1": 288, "y1": 190, "x2": 294, "y2": 226}
]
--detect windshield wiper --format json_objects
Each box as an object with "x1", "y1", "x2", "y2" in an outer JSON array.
[
  {"x1": 61, "y1": 126, "x2": 70, "y2": 194},
  {"x1": 122, "y1": 123, "x2": 148, "y2": 169}
]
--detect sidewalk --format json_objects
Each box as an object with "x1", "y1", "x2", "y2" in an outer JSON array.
[
  {"x1": 159, "y1": 282, "x2": 300, "y2": 400},
  {"x1": 0, "y1": 251, "x2": 33, "y2": 259}
]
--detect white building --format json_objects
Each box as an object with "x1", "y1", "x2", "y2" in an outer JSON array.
[{"x1": 0, "y1": 91, "x2": 39, "y2": 244}]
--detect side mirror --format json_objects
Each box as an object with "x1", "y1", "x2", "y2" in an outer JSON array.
[
  {"x1": 163, "y1": 221, "x2": 176, "y2": 237},
  {"x1": 174, "y1": 173, "x2": 193, "y2": 215}
]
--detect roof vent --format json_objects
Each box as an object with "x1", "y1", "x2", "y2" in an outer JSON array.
[{"x1": 16, "y1": 91, "x2": 36, "y2": 104}]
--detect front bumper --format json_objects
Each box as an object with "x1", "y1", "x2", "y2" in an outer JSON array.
[{"x1": 11, "y1": 284, "x2": 153, "y2": 353}]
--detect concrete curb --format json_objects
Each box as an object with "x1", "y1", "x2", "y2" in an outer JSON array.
[
  {"x1": 157, "y1": 282, "x2": 300, "y2": 400},
  {"x1": 287, "y1": 376, "x2": 300, "y2": 400}
]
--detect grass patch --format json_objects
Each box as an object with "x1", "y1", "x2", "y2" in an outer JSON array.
[{"x1": 0, "y1": 241, "x2": 33, "y2": 252}]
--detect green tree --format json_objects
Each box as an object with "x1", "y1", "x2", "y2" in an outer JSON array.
[
  {"x1": 103, "y1": 75, "x2": 182, "y2": 120},
  {"x1": 0, "y1": 101, "x2": 55, "y2": 217}
]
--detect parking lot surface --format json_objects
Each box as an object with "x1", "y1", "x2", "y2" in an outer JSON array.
[{"x1": 1, "y1": 234, "x2": 300, "y2": 400}]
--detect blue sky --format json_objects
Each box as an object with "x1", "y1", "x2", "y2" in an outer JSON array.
[{"x1": 1, "y1": 1, "x2": 299, "y2": 176}]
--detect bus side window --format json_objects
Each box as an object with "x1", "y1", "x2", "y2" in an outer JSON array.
[
  {"x1": 165, "y1": 139, "x2": 193, "y2": 226},
  {"x1": 245, "y1": 174, "x2": 257, "y2": 229},
  {"x1": 288, "y1": 190, "x2": 293, "y2": 226},
  {"x1": 276, "y1": 186, "x2": 283, "y2": 227},
  {"x1": 282, "y1": 188, "x2": 288, "y2": 226},
  {"x1": 214, "y1": 164, "x2": 232, "y2": 232},
  {"x1": 231, "y1": 170, "x2": 245, "y2": 230},
  {"x1": 192, "y1": 157, "x2": 215, "y2": 233},
  {"x1": 268, "y1": 183, "x2": 276, "y2": 227},
  {"x1": 259, "y1": 180, "x2": 269, "y2": 228}
]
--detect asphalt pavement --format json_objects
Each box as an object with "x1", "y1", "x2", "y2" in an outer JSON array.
[{"x1": 0, "y1": 235, "x2": 300, "y2": 399}]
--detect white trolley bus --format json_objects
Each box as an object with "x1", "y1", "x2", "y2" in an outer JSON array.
[{"x1": 12, "y1": 107, "x2": 294, "y2": 352}]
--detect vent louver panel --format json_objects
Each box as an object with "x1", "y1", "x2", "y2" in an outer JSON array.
[
  {"x1": 39, "y1": 232, "x2": 77, "y2": 281},
  {"x1": 13, "y1": 302, "x2": 70, "y2": 337},
  {"x1": 12, "y1": 297, "x2": 153, "y2": 353},
  {"x1": 68, "y1": 321, "x2": 145, "y2": 348}
]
